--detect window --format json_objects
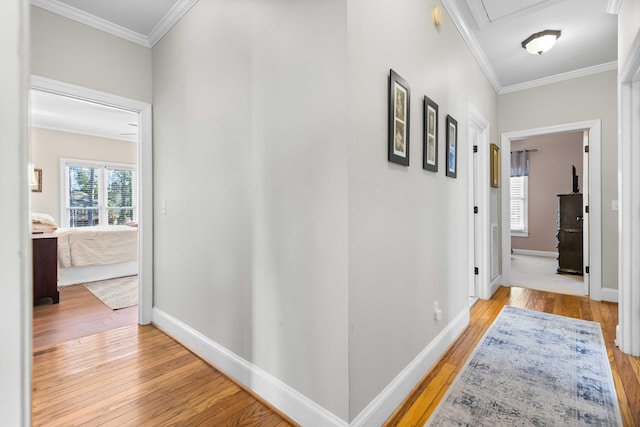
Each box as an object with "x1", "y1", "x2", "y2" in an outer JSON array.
[
  {"x1": 62, "y1": 159, "x2": 137, "y2": 227},
  {"x1": 510, "y1": 175, "x2": 528, "y2": 236}
]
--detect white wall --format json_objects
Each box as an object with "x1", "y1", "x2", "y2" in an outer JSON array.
[
  {"x1": 499, "y1": 70, "x2": 618, "y2": 289},
  {"x1": 347, "y1": 0, "x2": 498, "y2": 419},
  {"x1": 152, "y1": 0, "x2": 349, "y2": 420},
  {"x1": 619, "y1": 0, "x2": 640, "y2": 66},
  {"x1": 30, "y1": 128, "x2": 137, "y2": 225},
  {"x1": 30, "y1": 6, "x2": 152, "y2": 103},
  {"x1": 0, "y1": 0, "x2": 30, "y2": 425}
]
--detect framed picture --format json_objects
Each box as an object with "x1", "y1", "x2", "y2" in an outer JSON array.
[
  {"x1": 446, "y1": 115, "x2": 457, "y2": 178},
  {"x1": 490, "y1": 143, "x2": 500, "y2": 187},
  {"x1": 388, "y1": 69, "x2": 410, "y2": 166},
  {"x1": 31, "y1": 168, "x2": 42, "y2": 192},
  {"x1": 423, "y1": 96, "x2": 438, "y2": 172}
]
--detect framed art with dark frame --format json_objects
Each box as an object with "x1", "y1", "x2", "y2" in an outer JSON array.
[
  {"x1": 423, "y1": 96, "x2": 438, "y2": 172},
  {"x1": 388, "y1": 69, "x2": 410, "y2": 166},
  {"x1": 446, "y1": 115, "x2": 457, "y2": 178}
]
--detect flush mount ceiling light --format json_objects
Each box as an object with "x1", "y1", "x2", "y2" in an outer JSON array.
[{"x1": 521, "y1": 30, "x2": 561, "y2": 55}]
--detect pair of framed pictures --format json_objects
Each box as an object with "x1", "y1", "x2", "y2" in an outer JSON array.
[{"x1": 388, "y1": 69, "x2": 457, "y2": 178}]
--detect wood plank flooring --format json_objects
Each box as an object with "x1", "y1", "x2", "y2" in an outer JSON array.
[
  {"x1": 33, "y1": 284, "x2": 138, "y2": 351},
  {"x1": 34, "y1": 285, "x2": 639, "y2": 426},
  {"x1": 385, "y1": 286, "x2": 640, "y2": 427},
  {"x1": 32, "y1": 285, "x2": 295, "y2": 426}
]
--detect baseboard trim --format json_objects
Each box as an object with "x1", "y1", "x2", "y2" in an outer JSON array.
[
  {"x1": 151, "y1": 307, "x2": 348, "y2": 427},
  {"x1": 489, "y1": 275, "x2": 502, "y2": 298},
  {"x1": 350, "y1": 307, "x2": 470, "y2": 426},
  {"x1": 600, "y1": 287, "x2": 618, "y2": 303},
  {"x1": 512, "y1": 249, "x2": 558, "y2": 258}
]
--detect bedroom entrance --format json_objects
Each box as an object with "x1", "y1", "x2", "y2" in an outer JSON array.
[
  {"x1": 29, "y1": 77, "x2": 153, "y2": 348},
  {"x1": 501, "y1": 121, "x2": 601, "y2": 299}
]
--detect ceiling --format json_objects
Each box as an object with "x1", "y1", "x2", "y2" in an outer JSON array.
[
  {"x1": 31, "y1": 90, "x2": 139, "y2": 143},
  {"x1": 30, "y1": 0, "x2": 618, "y2": 140},
  {"x1": 446, "y1": 0, "x2": 618, "y2": 92}
]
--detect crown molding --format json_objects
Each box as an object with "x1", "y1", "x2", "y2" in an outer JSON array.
[
  {"x1": 31, "y1": 0, "x2": 151, "y2": 47},
  {"x1": 30, "y1": 0, "x2": 198, "y2": 48},
  {"x1": 499, "y1": 61, "x2": 618, "y2": 94},
  {"x1": 148, "y1": 0, "x2": 198, "y2": 47},
  {"x1": 606, "y1": 0, "x2": 622, "y2": 15},
  {"x1": 441, "y1": 0, "x2": 501, "y2": 93}
]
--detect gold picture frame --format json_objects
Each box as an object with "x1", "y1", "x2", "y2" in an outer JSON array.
[
  {"x1": 490, "y1": 144, "x2": 500, "y2": 188},
  {"x1": 31, "y1": 168, "x2": 42, "y2": 192}
]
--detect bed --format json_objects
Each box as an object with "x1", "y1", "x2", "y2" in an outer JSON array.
[
  {"x1": 31, "y1": 212, "x2": 138, "y2": 286},
  {"x1": 56, "y1": 225, "x2": 138, "y2": 286}
]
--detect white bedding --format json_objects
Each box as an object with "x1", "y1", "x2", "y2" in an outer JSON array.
[{"x1": 56, "y1": 225, "x2": 138, "y2": 268}]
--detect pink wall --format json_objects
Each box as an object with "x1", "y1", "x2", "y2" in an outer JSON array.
[{"x1": 511, "y1": 132, "x2": 583, "y2": 252}]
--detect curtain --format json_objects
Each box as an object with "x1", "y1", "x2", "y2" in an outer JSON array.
[{"x1": 510, "y1": 150, "x2": 529, "y2": 177}]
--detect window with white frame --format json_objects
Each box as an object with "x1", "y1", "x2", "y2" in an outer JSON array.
[
  {"x1": 62, "y1": 159, "x2": 137, "y2": 227},
  {"x1": 510, "y1": 150, "x2": 529, "y2": 236},
  {"x1": 510, "y1": 175, "x2": 528, "y2": 235}
]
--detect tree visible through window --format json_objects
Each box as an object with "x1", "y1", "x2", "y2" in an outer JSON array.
[{"x1": 64, "y1": 159, "x2": 136, "y2": 227}]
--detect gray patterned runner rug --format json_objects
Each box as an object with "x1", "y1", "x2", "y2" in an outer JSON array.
[{"x1": 426, "y1": 306, "x2": 622, "y2": 426}]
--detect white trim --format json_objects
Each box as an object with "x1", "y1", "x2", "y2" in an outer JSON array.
[
  {"x1": 600, "y1": 288, "x2": 619, "y2": 303},
  {"x1": 500, "y1": 62, "x2": 618, "y2": 94},
  {"x1": 512, "y1": 249, "x2": 558, "y2": 258},
  {"x1": 30, "y1": 75, "x2": 153, "y2": 325},
  {"x1": 606, "y1": 0, "x2": 622, "y2": 15},
  {"x1": 441, "y1": 0, "x2": 501, "y2": 93},
  {"x1": 351, "y1": 308, "x2": 469, "y2": 426},
  {"x1": 148, "y1": 0, "x2": 198, "y2": 46},
  {"x1": 501, "y1": 120, "x2": 601, "y2": 300},
  {"x1": 30, "y1": 0, "x2": 150, "y2": 48},
  {"x1": 152, "y1": 306, "x2": 471, "y2": 427},
  {"x1": 151, "y1": 308, "x2": 349, "y2": 427},
  {"x1": 617, "y1": 30, "x2": 640, "y2": 356},
  {"x1": 467, "y1": 103, "x2": 491, "y2": 300},
  {"x1": 30, "y1": 0, "x2": 197, "y2": 48},
  {"x1": 511, "y1": 231, "x2": 529, "y2": 237},
  {"x1": 489, "y1": 274, "x2": 502, "y2": 298}
]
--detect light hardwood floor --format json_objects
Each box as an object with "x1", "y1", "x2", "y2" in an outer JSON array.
[
  {"x1": 32, "y1": 285, "x2": 294, "y2": 426},
  {"x1": 34, "y1": 285, "x2": 639, "y2": 426},
  {"x1": 385, "y1": 286, "x2": 640, "y2": 427}
]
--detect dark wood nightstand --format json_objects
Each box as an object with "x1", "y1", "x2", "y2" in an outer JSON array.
[{"x1": 32, "y1": 232, "x2": 59, "y2": 304}]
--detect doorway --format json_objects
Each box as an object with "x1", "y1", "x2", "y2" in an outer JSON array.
[
  {"x1": 508, "y1": 131, "x2": 587, "y2": 296},
  {"x1": 468, "y1": 103, "x2": 491, "y2": 301},
  {"x1": 30, "y1": 76, "x2": 153, "y2": 324},
  {"x1": 501, "y1": 120, "x2": 602, "y2": 299}
]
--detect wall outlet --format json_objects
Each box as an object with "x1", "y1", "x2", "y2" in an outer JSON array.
[{"x1": 434, "y1": 301, "x2": 443, "y2": 321}]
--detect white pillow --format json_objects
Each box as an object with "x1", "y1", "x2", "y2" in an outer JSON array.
[{"x1": 31, "y1": 212, "x2": 58, "y2": 231}]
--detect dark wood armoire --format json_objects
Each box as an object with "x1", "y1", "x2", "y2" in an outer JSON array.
[{"x1": 557, "y1": 193, "x2": 583, "y2": 275}]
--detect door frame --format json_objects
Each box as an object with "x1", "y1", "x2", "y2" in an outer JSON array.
[
  {"x1": 500, "y1": 120, "x2": 602, "y2": 300},
  {"x1": 467, "y1": 103, "x2": 491, "y2": 300},
  {"x1": 30, "y1": 75, "x2": 154, "y2": 324},
  {"x1": 617, "y1": 32, "x2": 640, "y2": 356}
]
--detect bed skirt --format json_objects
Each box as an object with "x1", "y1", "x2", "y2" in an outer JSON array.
[{"x1": 58, "y1": 261, "x2": 138, "y2": 286}]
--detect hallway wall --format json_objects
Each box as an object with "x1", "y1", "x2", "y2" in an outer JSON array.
[{"x1": 499, "y1": 70, "x2": 618, "y2": 290}]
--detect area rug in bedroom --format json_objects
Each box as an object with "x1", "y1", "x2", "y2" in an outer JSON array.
[
  {"x1": 83, "y1": 275, "x2": 138, "y2": 310},
  {"x1": 426, "y1": 306, "x2": 622, "y2": 426}
]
